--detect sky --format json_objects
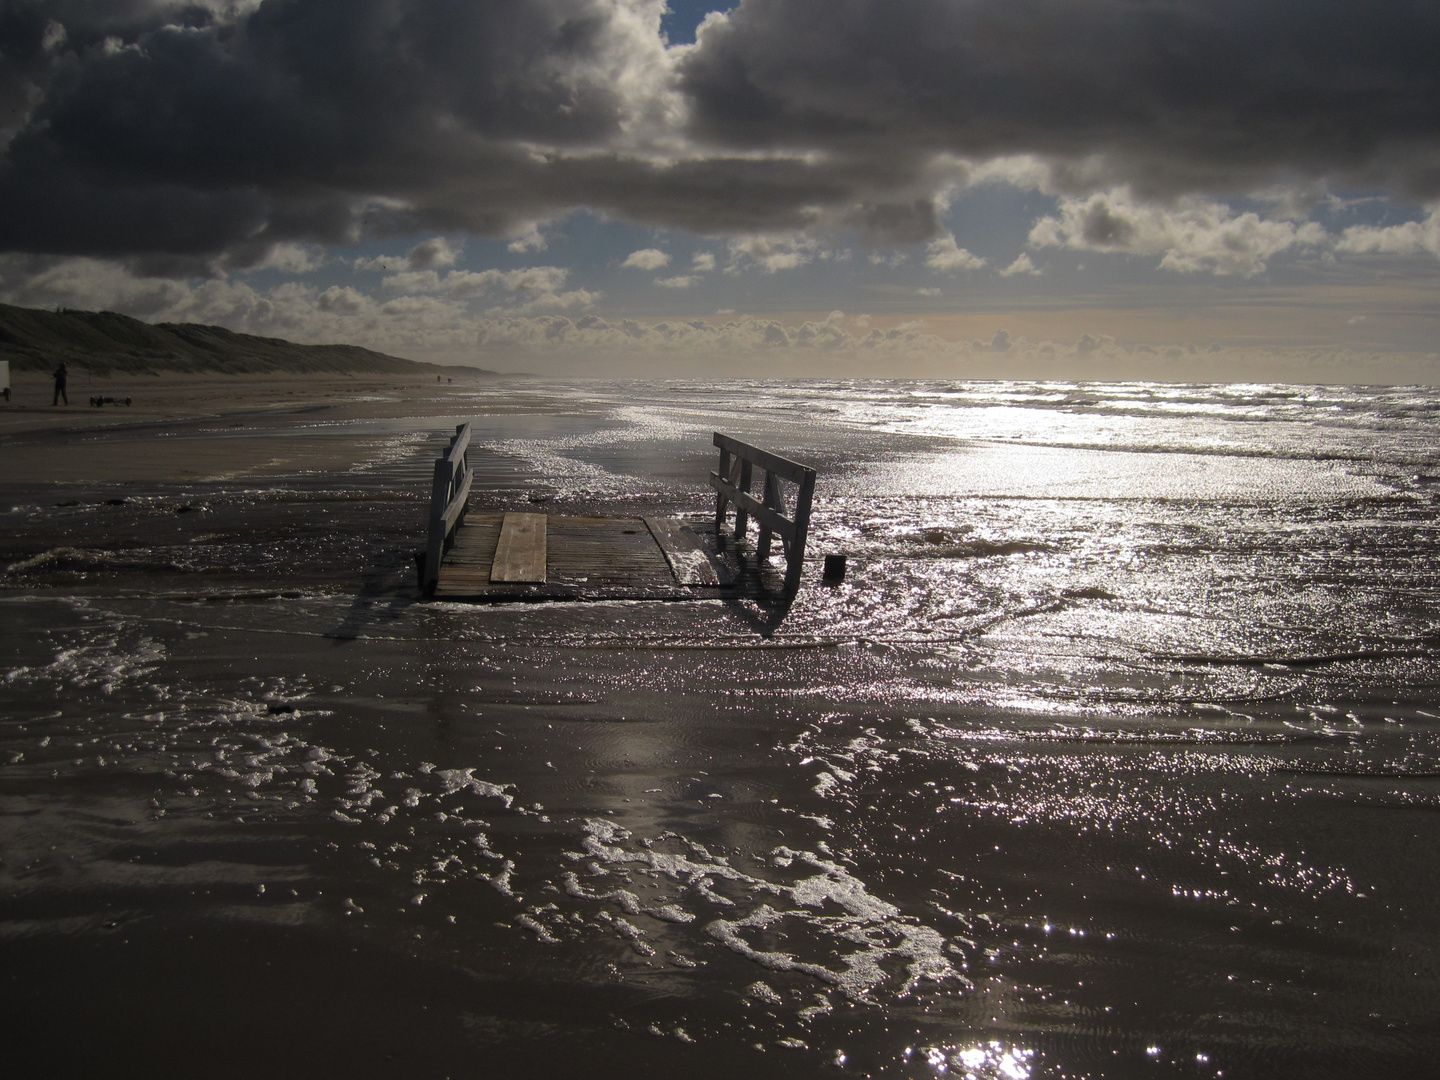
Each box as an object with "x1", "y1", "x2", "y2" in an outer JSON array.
[{"x1": 1, "y1": 0, "x2": 1438, "y2": 381}]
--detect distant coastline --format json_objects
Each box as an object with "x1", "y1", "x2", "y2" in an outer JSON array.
[{"x1": 0, "y1": 302, "x2": 497, "y2": 378}]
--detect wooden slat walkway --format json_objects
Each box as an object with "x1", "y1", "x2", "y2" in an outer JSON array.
[
  {"x1": 431, "y1": 514, "x2": 777, "y2": 602},
  {"x1": 491, "y1": 512, "x2": 548, "y2": 583},
  {"x1": 644, "y1": 516, "x2": 733, "y2": 586}
]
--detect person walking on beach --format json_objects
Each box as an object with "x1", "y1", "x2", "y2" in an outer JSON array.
[{"x1": 52, "y1": 362, "x2": 68, "y2": 405}]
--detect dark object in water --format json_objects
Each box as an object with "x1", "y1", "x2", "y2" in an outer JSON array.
[
  {"x1": 90, "y1": 395, "x2": 132, "y2": 407},
  {"x1": 823, "y1": 553, "x2": 847, "y2": 582}
]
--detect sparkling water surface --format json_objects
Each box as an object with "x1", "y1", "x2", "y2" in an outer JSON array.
[{"x1": 3, "y1": 379, "x2": 1438, "y2": 1079}]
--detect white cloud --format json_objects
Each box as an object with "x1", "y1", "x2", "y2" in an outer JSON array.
[
  {"x1": 655, "y1": 274, "x2": 700, "y2": 288},
  {"x1": 0, "y1": 254, "x2": 191, "y2": 315},
  {"x1": 6, "y1": 0, "x2": 1440, "y2": 289},
  {"x1": 40, "y1": 19, "x2": 66, "y2": 53},
  {"x1": 2, "y1": 253, "x2": 1434, "y2": 382},
  {"x1": 691, "y1": 251, "x2": 716, "y2": 272},
  {"x1": 382, "y1": 265, "x2": 570, "y2": 297},
  {"x1": 725, "y1": 235, "x2": 819, "y2": 274},
  {"x1": 924, "y1": 233, "x2": 986, "y2": 272},
  {"x1": 232, "y1": 242, "x2": 326, "y2": 275},
  {"x1": 490, "y1": 266, "x2": 572, "y2": 297},
  {"x1": 623, "y1": 248, "x2": 671, "y2": 270},
  {"x1": 1335, "y1": 208, "x2": 1440, "y2": 258},
  {"x1": 405, "y1": 237, "x2": 460, "y2": 270},
  {"x1": 371, "y1": 263, "x2": 596, "y2": 312},
  {"x1": 998, "y1": 252, "x2": 1040, "y2": 277},
  {"x1": 516, "y1": 288, "x2": 601, "y2": 312},
  {"x1": 506, "y1": 223, "x2": 549, "y2": 253},
  {"x1": 317, "y1": 285, "x2": 368, "y2": 314},
  {"x1": 1029, "y1": 189, "x2": 1327, "y2": 276},
  {"x1": 469, "y1": 312, "x2": 958, "y2": 359}
]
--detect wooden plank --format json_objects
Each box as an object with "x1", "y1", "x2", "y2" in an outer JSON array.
[
  {"x1": 785, "y1": 467, "x2": 816, "y2": 595},
  {"x1": 713, "y1": 447, "x2": 732, "y2": 531},
  {"x1": 644, "y1": 517, "x2": 733, "y2": 586},
  {"x1": 424, "y1": 457, "x2": 453, "y2": 592},
  {"x1": 708, "y1": 473, "x2": 796, "y2": 542},
  {"x1": 423, "y1": 422, "x2": 474, "y2": 593},
  {"x1": 756, "y1": 470, "x2": 782, "y2": 562},
  {"x1": 713, "y1": 432, "x2": 813, "y2": 485},
  {"x1": 440, "y1": 461, "x2": 471, "y2": 534},
  {"x1": 445, "y1": 422, "x2": 471, "y2": 469},
  {"x1": 432, "y1": 514, "x2": 785, "y2": 602},
  {"x1": 735, "y1": 459, "x2": 753, "y2": 537},
  {"x1": 490, "y1": 512, "x2": 548, "y2": 583}
]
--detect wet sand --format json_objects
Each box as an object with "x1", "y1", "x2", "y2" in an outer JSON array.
[
  {"x1": 3, "y1": 377, "x2": 1439, "y2": 1079},
  {"x1": 0, "y1": 370, "x2": 517, "y2": 482}
]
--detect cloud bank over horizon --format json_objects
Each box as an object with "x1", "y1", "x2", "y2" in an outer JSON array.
[{"x1": 2, "y1": 0, "x2": 1439, "y2": 379}]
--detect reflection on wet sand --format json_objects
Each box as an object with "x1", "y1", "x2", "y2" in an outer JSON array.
[{"x1": 2, "y1": 377, "x2": 1438, "y2": 1078}]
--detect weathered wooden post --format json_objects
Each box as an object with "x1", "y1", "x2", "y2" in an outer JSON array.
[
  {"x1": 734, "y1": 458, "x2": 753, "y2": 539},
  {"x1": 714, "y1": 444, "x2": 732, "y2": 534},
  {"x1": 785, "y1": 466, "x2": 816, "y2": 595}
]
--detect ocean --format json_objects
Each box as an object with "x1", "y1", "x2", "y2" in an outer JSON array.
[{"x1": 3, "y1": 379, "x2": 1438, "y2": 1078}]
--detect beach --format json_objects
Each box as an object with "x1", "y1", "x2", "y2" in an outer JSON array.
[{"x1": 3, "y1": 376, "x2": 1439, "y2": 1079}]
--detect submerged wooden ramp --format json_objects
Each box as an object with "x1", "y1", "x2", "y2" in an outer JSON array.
[
  {"x1": 431, "y1": 512, "x2": 748, "y2": 601},
  {"x1": 420, "y1": 424, "x2": 814, "y2": 603}
]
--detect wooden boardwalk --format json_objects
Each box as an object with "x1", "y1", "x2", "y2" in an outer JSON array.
[
  {"x1": 431, "y1": 513, "x2": 783, "y2": 602},
  {"x1": 422, "y1": 425, "x2": 813, "y2": 604}
]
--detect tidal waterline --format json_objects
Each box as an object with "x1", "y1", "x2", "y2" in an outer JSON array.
[{"x1": 3, "y1": 379, "x2": 1438, "y2": 1078}]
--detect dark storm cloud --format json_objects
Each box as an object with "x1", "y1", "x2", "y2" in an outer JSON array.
[
  {"x1": 0, "y1": 0, "x2": 673, "y2": 258},
  {"x1": 680, "y1": 0, "x2": 1440, "y2": 197},
  {"x1": 2, "y1": 0, "x2": 1439, "y2": 264}
]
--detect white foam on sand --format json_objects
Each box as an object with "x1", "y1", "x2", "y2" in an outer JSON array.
[{"x1": 559, "y1": 819, "x2": 965, "y2": 1005}]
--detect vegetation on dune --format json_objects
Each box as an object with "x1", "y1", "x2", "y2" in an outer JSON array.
[{"x1": 0, "y1": 303, "x2": 494, "y2": 376}]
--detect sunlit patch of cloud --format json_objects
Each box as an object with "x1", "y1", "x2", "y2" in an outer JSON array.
[
  {"x1": 1335, "y1": 207, "x2": 1440, "y2": 258},
  {"x1": 1029, "y1": 189, "x2": 1327, "y2": 276},
  {"x1": 240, "y1": 243, "x2": 325, "y2": 275},
  {"x1": 924, "y1": 233, "x2": 985, "y2": 272},
  {"x1": 506, "y1": 222, "x2": 549, "y2": 253},
  {"x1": 724, "y1": 234, "x2": 821, "y2": 274},
  {"x1": 316, "y1": 284, "x2": 369, "y2": 314},
  {"x1": 622, "y1": 247, "x2": 671, "y2": 270},
  {"x1": 998, "y1": 252, "x2": 1040, "y2": 277},
  {"x1": 405, "y1": 236, "x2": 460, "y2": 270}
]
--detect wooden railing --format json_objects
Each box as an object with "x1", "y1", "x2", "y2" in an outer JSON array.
[
  {"x1": 421, "y1": 422, "x2": 473, "y2": 594},
  {"x1": 709, "y1": 432, "x2": 816, "y2": 594}
]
